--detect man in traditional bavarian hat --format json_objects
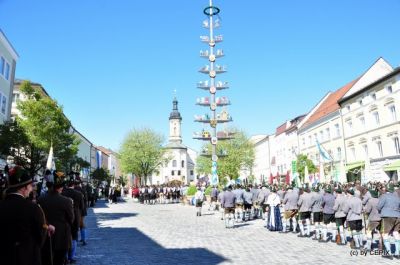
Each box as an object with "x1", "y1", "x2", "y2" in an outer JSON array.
[
  {"x1": 281, "y1": 184, "x2": 299, "y2": 233},
  {"x1": 311, "y1": 185, "x2": 323, "y2": 240},
  {"x1": 39, "y1": 171, "x2": 74, "y2": 265},
  {"x1": 343, "y1": 187, "x2": 363, "y2": 249},
  {"x1": 363, "y1": 189, "x2": 381, "y2": 251},
  {"x1": 320, "y1": 185, "x2": 336, "y2": 243},
  {"x1": 333, "y1": 186, "x2": 347, "y2": 245},
  {"x1": 377, "y1": 183, "x2": 400, "y2": 259},
  {"x1": 0, "y1": 166, "x2": 50, "y2": 265},
  {"x1": 297, "y1": 186, "x2": 313, "y2": 237},
  {"x1": 62, "y1": 174, "x2": 84, "y2": 263}
]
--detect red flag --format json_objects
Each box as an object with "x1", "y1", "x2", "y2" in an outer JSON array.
[{"x1": 285, "y1": 171, "x2": 290, "y2": 185}]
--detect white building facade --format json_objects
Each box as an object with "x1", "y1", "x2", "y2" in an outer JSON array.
[
  {"x1": 0, "y1": 29, "x2": 18, "y2": 125},
  {"x1": 339, "y1": 67, "x2": 400, "y2": 183}
]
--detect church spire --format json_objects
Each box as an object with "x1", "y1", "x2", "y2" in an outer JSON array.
[
  {"x1": 169, "y1": 96, "x2": 182, "y2": 143},
  {"x1": 169, "y1": 97, "x2": 182, "y2": 120}
]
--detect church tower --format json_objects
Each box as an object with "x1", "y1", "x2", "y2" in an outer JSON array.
[{"x1": 169, "y1": 97, "x2": 182, "y2": 143}]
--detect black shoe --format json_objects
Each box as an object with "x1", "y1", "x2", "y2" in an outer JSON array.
[
  {"x1": 82, "y1": 241, "x2": 87, "y2": 246},
  {"x1": 312, "y1": 237, "x2": 319, "y2": 240},
  {"x1": 318, "y1": 239, "x2": 328, "y2": 243},
  {"x1": 393, "y1": 255, "x2": 400, "y2": 259},
  {"x1": 350, "y1": 245, "x2": 360, "y2": 250},
  {"x1": 69, "y1": 259, "x2": 77, "y2": 264},
  {"x1": 297, "y1": 234, "x2": 305, "y2": 238}
]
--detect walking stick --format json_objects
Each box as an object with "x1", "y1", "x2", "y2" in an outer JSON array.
[{"x1": 49, "y1": 235, "x2": 53, "y2": 265}]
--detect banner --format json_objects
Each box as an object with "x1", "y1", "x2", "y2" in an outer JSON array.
[{"x1": 316, "y1": 139, "x2": 332, "y2": 162}]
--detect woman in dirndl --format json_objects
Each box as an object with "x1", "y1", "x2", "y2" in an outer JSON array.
[{"x1": 266, "y1": 187, "x2": 283, "y2": 231}]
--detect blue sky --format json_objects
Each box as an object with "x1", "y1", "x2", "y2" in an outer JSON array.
[{"x1": 1, "y1": 0, "x2": 399, "y2": 152}]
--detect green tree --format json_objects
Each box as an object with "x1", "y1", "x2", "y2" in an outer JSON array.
[
  {"x1": 296, "y1": 154, "x2": 317, "y2": 182},
  {"x1": 91, "y1": 168, "x2": 110, "y2": 186},
  {"x1": 118, "y1": 175, "x2": 128, "y2": 187},
  {"x1": 196, "y1": 130, "x2": 255, "y2": 183},
  {"x1": 119, "y1": 128, "x2": 171, "y2": 185},
  {"x1": 16, "y1": 80, "x2": 79, "y2": 172},
  {"x1": 0, "y1": 120, "x2": 46, "y2": 176}
]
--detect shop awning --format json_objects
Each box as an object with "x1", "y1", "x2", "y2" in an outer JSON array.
[
  {"x1": 346, "y1": 161, "x2": 365, "y2": 171},
  {"x1": 383, "y1": 160, "x2": 400, "y2": 171}
]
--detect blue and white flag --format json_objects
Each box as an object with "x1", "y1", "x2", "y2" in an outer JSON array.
[{"x1": 316, "y1": 139, "x2": 332, "y2": 162}]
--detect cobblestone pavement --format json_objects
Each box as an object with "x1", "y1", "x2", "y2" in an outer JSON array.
[{"x1": 76, "y1": 198, "x2": 398, "y2": 265}]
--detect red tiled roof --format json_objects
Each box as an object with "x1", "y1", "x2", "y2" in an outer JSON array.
[
  {"x1": 275, "y1": 122, "x2": 287, "y2": 136},
  {"x1": 302, "y1": 78, "x2": 359, "y2": 128},
  {"x1": 276, "y1": 115, "x2": 306, "y2": 136}
]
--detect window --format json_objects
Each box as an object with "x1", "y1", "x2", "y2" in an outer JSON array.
[
  {"x1": 302, "y1": 137, "x2": 305, "y2": 146},
  {"x1": 0, "y1": 57, "x2": 4, "y2": 75},
  {"x1": 386, "y1": 85, "x2": 393, "y2": 94},
  {"x1": 308, "y1": 135, "x2": 312, "y2": 146},
  {"x1": 346, "y1": 105, "x2": 351, "y2": 111},
  {"x1": 373, "y1": 112, "x2": 380, "y2": 125},
  {"x1": 326, "y1": 128, "x2": 330, "y2": 140},
  {"x1": 376, "y1": 141, "x2": 383, "y2": 157},
  {"x1": 1, "y1": 95, "x2": 6, "y2": 115},
  {"x1": 190, "y1": 170, "x2": 194, "y2": 176},
  {"x1": 371, "y1": 93, "x2": 376, "y2": 101},
  {"x1": 358, "y1": 99, "x2": 363, "y2": 106},
  {"x1": 171, "y1": 170, "x2": 175, "y2": 176},
  {"x1": 177, "y1": 170, "x2": 181, "y2": 176},
  {"x1": 335, "y1": 124, "x2": 340, "y2": 137},
  {"x1": 359, "y1": 116, "x2": 365, "y2": 127},
  {"x1": 389, "y1": 105, "x2": 397, "y2": 122},
  {"x1": 181, "y1": 160, "x2": 185, "y2": 168},
  {"x1": 347, "y1": 120, "x2": 353, "y2": 130},
  {"x1": 12, "y1": 93, "x2": 20, "y2": 103},
  {"x1": 337, "y1": 147, "x2": 342, "y2": 160},
  {"x1": 363, "y1": 144, "x2": 368, "y2": 158},
  {"x1": 351, "y1": 147, "x2": 356, "y2": 160},
  {"x1": 319, "y1": 131, "x2": 324, "y2": 141},
  {"x1": 172, "y1": 160, "x2": 177, "y2": 167},
  {"x1": 394, "y1": 137, "x2": 400, "y2": 155},
  {"x1": 314, "y1": 133, "x2": 317, "y2": 141},
  {"x1": 5, "y1": 63, "x2": 10, "y2": 80}
]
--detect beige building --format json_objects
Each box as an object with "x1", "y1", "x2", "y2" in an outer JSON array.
[
  {"x1": 339, "y1": 66, "x2": 400, "y2": 183},
  {"x1": 0, "y1": 29, "x2": 18, "y2": 125},
  {"x1": 298, "y1": 58, "x2": 394, "y2": 183}
]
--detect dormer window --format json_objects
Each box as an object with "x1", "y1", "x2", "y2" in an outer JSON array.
[
  {"x1": 386, "y1": 85, "x2": 393, "y2": 94},
  {"x1": 346, "y1": 105, "x2": 351, "y2": 111},
  {"x1": 371, "y1": 93, "x2": 376, "y2": 101}
]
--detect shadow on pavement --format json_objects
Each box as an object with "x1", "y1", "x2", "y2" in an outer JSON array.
[{"x1": 78, "y1": 201, "x2": 228, "y2": 265}]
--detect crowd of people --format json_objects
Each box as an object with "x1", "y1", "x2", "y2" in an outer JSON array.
[
  {"x1": 207, "y1": 181, "x2": 400, "y2": 260},
  {"x1": 0, "y1": 166, "x2": 92, "y2": 265},
  {"x1": 130, "y1": 185, "x2": 188, "y2": 205}
]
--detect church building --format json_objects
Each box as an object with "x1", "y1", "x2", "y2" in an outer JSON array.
[{"x1": 150, "y1": 97, "x2": 197, "y2": 185}]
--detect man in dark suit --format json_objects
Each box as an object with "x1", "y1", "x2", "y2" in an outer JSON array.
[
  {"x1": 38, "y1": 172, "x2": 74, "y2": 265},
  {"x1": 62, "y1": 176, "x2": 84, "y2": 263},
  {"x1": 74, "y1": 177, "x2": 88, "y2": 246},
  {"x1": 0, "y1": 166, "x2": 48, "y2": 265}
]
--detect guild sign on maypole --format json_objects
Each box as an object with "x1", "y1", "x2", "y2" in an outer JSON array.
[{"x1": 193, "y1": 0, "x2": 234, "y2": 186}]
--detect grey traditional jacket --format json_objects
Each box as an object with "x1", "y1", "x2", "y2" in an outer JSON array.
[
  {"x1": 311, "y1": 191, "x2": 323, "y2": 213},
  {"x1": 221, "y1": 191, "x2": 236, "y2": 208},
  {"x1": 298, "y1": 192, "x2": 313, "y2": 213},
  {"x1": 364, "y1": 197, "x2": 381, "y2": 222},
  {"x1": 283, "y1": 190, "x2": 299, "y2": 211},
  {"x1": 377, "y1": 192, "x2": 400, "y2": 218},
  {"x1": 333, "y1": 194, "x2": 347, "y2": 218},
  {"x1": 343, "y1": 196, "x2": 362, "y2": 221}
]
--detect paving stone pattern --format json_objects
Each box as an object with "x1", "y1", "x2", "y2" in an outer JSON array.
[{"x1": 76, "y1": 198, "x2": 398, "y2": 265}]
